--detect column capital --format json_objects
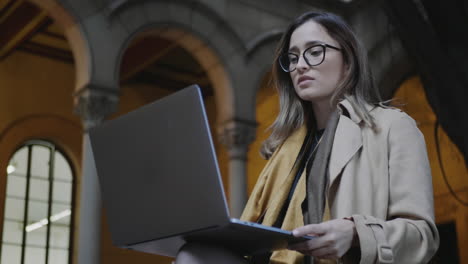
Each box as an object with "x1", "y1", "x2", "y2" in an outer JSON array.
[
  {"x1": 73, "y1": 85, "x2": 119, "y2": 131},
  {"x1": 218, "y1": 118, "x2": 257, "y2": 160}
]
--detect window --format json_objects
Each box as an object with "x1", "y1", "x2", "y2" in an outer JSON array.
[{"x1": 1, "y1": 140, "x2": 74, "y2": 264}]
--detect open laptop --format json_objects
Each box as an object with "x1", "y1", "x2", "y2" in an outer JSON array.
[{"x1": 88, "y1": 85, "x2": 312, "y2": 257}]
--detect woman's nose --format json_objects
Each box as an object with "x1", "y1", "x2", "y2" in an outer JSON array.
[{"x1": 296, "y1": 56, "x2": 309, "y2": 71}]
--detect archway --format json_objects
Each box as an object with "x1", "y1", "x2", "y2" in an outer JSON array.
[{"x1": 247, "y1": 71, "x2": 278, "y2": 194}]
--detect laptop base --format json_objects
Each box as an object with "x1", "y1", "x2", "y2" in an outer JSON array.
[{"x1": 126, "y1": 220, "x2": 311, "y2": 257}]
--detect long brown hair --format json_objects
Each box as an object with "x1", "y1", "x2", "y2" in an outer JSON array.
[{"x1": 261, "y1": 11, "x2": 382, "y2": 159}]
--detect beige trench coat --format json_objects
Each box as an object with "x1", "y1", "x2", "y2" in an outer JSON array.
[{"x1": 241, "y1": 100, "x2": 439, "y2": 263}]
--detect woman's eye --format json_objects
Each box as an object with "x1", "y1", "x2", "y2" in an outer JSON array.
[
  {"x1": 308, "y1": 49, "x2": 323, "y2": 57},
  {"x1": 289, "y1": 55, "x2": 298, "y2": 64}
]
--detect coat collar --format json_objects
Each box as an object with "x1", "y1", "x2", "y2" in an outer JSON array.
[
  {"x1": 337, "y1": 98, "x2": 376, "y2": 125},
  {"x1": 328, "y1": 113, "x2": 362, "y2": 189},
  {"x1": 328, "y1": 99, "x2": 376, "y2": 190}
]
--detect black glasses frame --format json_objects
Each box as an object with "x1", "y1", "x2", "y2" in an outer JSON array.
[{"x1": 279, "y1": 43, "x2": 341, "y2": 72}]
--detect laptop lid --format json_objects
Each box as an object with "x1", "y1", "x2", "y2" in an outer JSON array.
[{"x1": 89, "y1": 85, "x2": 230, "y2": 246}]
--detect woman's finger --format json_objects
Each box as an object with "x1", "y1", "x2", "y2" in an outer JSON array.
[{"x1": 292, "y1": 223, "x2": 328, "y2": 237}]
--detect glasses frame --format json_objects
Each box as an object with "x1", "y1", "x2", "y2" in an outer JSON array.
[{"x1": 279, "y1": 43, "x2": 341, "y2": 73}]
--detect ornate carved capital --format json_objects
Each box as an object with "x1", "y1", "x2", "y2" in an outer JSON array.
[
  {"x1": 218, "y1": 119, "x2": 257, "y2": 160},
  {"x1": 73, "y1": 85, "x2": 119, "y2": 131}
]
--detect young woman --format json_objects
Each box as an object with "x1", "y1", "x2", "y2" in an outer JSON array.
[
  {"x1": 175, "y1": 11, "x2": 439, "y2": 264},
  {"x1": 240, "y1": 11, "x2": 439, "y2": 263}
]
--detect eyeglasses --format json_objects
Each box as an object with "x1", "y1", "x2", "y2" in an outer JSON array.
[{"x1": 278, "y1": 43, "x2": 341, "y2": 72}]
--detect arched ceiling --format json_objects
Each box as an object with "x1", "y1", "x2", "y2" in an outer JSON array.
[{"x1": 0, "y1": 0, "x2": 212, "y2": 96}]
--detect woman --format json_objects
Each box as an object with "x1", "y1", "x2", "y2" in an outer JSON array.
[
  {"x1": 175, "y1": 11, "x2": 439, "y2": 264},
  {"x1": 240, "y1": 11, "x2": 439, "y2": 263}
]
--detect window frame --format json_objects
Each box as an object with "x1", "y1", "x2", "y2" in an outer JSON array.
[{"x1": 0, "y1": 140, "x2": 76, "y2": 264}]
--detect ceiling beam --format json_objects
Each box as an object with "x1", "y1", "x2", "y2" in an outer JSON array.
[
  {"x1": 0, "y1": 0, "x2": 49, "y2": 60},
  {"x1": 18, "y1": 40, "x2": 73, "y2": 63},
  {"x1": 144, "y1": 63, "x2": 211, "y2": 87},
  {"x1": 119, "y1": 36, "x2": 177, "y2": 82}
]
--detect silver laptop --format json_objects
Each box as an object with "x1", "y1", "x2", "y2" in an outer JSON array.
[{"x1": 88, "y1": 85, "x2": 312, "y2": 257}]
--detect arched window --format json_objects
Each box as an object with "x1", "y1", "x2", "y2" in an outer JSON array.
[{"x1": 1, "y1": 140, "x2": 74, "y2": 264}]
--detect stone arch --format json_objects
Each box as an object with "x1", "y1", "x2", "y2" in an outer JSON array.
[
  {"x1": 216, "y1": 26, "x2": 284, "y2": 133},
  {"x1": 0, "y1": 114, "x2": 83, "y2": 240},
  {"x1": 245, "y1": 29, "x2": 283, "y2": 116},
  {"x1": 26, "y1": 0, "x2": 94, "y2": 94},
  {"x1": 0, "y1": 114, "x2": 83, "y2": 178},
  {"x1": 246, "y1": 28, "x2": 283, "y2": 58},
  {"x1": 108, "y1": 0, "x2": 247, "y2": 123},
  {"x1": 368, "y1": 33, "x2": 416, "y2": 100},
  {"x1": 349, "y1": 2, "x2": 416, "y2": 101}
]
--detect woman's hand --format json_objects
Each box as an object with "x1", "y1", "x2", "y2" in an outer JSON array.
[{"x1": 288, "y1": 218, "x2": 358, "y2": 259}]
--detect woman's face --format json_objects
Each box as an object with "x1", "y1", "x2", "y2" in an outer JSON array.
[{"x1": 288, "y1": 20, "x2": 346, "y2": 104}]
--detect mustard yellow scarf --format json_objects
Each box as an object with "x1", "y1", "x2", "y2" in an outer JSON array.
[
  {"x1": 241, "y1": 125, "x2": 308, "y2": 263},
  {"x1": 241, "y1": 111, "x2": 339, "y2": 264}
]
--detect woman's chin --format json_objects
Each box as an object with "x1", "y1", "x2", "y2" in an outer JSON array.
[
  {"x1": 298, "y1": 92, "x2": 332, "y2": 104},
  {"x1": 297, "y1": 91, "x2": 321, "y2": 101}
]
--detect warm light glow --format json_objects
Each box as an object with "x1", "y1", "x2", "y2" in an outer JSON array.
[
  {"x1": 25, "y1": 209, "x2": 71, "y2": 232},
  {"x1": 7, "y1": 165, "x2": 16, "y2": 174}
]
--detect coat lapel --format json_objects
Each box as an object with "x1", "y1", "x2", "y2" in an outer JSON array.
[{"x1": 329, "y1": 115, "x2": 362, "y2": 189}]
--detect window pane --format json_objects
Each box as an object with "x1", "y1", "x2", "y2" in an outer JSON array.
[
  {"x1": 1, "y1": 244, "x2": 21, "y2": 264},
  {"x1": 2, "y1": 220, "x2": 23, "y2": 244},
  {"x1": 25, "y1": 200, "x2": 47, "y2": 246},
  {"x1": 31, "y1": 145, "x2": 50, "y2": 179},
  {"x1": 8, "y1": 146, "x2": 28, "y2": 175},
  {"x1": 53, "y1": 152, "x2": 72, "y2": 182},
  {"x1": 29, "y1": 178, "x2": 49, "y2": 201},
  {"x1": 50, "y1": 224, "x2": 69, "y2": 248},
  {"x1": 6, "y1": 175, "x2": 26, "y2": 198},
  {"x1": 4, "y1": 197, "x2": 25, "y2": 221},
  {"x1": 48, "y1": 249, "x2": 68, "y2": 264},
  {"x1": 52, "y1": 181, "x2": 72, "y2": 204},
  {"x1": 26, "y1": 200, "x2": 48, "y2": 223},
  {"x1": 51, "y1": 204, "x2": 71, "y2": 225},
  {"x1": 25, "y1": 224, "x2": 47, "y2": 247},
  {"x1": 24, "y1": 246, "x2": 45, "y2": 264},
  {"x1": 2, "y1": 142, "x2": 74, "y2": 264}
]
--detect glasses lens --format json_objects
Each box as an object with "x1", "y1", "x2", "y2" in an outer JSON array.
[
  {"x1": 304, "y1": 45, "x2": 325, "y2": 66},
  {"x1": 279, "y1": 53, "x2": 298, "y2": 72}
]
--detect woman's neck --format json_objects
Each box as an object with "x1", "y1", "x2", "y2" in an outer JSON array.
[{"x1": 312, "y1": 100, "x2": 333, "y2": 130}]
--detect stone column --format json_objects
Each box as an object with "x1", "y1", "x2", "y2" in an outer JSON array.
[
  {"x1": 74, "y1": 87, "x2": 119, "y2": 264},
  {"x1": 219, "y1": 119, "x2": 256, "y2": 218}
]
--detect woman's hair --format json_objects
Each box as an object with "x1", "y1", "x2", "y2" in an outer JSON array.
[{"x1": 261, "y1": 11, "x2": 382, "y2": 159}]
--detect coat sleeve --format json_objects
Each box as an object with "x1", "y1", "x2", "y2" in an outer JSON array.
[{"x1": 350, "y1": 113, "x2": 439, "y2": 264}]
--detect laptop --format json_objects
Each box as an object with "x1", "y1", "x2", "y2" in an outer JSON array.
[{"x1": 88, "y1": 85, "x2": 312, "y2": 257}]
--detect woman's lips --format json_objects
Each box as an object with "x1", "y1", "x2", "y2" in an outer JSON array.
[{"x1": 297, "y1": 76, "x2": 315, "y2": 86}]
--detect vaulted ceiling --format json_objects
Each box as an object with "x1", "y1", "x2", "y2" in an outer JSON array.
[
  {"x1": 1, "y1": 0, "x2": 467, "y2": 164},
  {"x1": 0, "y1": 0, "x2": 212, "y2": 96},
  {"x1": 0, "y1": 0, "x2": 67, "y2": 61}
]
